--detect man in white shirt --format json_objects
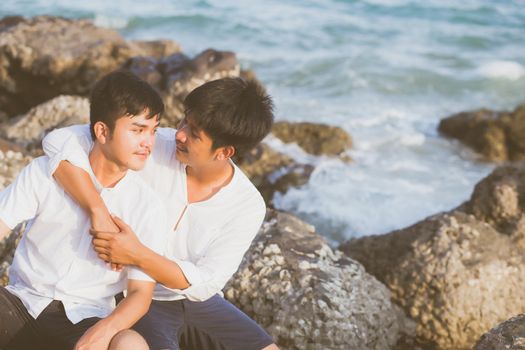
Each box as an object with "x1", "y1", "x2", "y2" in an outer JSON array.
[
  {"x1": 43, "y1": 77, "x2": 280, "y2": 350},
  {"x1": 0, "y1": 70, "x2": 168, "y2": 350}
]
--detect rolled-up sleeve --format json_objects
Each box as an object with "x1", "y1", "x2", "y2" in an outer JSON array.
[
  {"x1": 0, "y1": 157, "x2": 49, "y2": 229},
  {"x1": 42, "y1": 124, "x2": 93, "y2": 176}
]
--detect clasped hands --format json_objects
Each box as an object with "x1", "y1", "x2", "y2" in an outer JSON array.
[{"x1": 89, "y1": 215, "x2": 142, "y2": 270}]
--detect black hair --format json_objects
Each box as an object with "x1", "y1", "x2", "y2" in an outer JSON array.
[
  {"x1": 183, "y1": 77, "x2": 274, "y2": 155},
  {"x1": 89, "y1": 70, "x2": 164, "y2": 140}
]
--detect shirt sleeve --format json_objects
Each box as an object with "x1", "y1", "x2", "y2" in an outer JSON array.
[
  {"x1": 0, "y1": 157, "x2": 50, "y2": 229},
  {"x1": 168, "y1": 198, "x2": 266, "y2": 301},
  {"x1": 41, "y1": 124, "x2": 93, "y2": 176},
  {"x1": 127, "y1": 201, "x2": 171, "y2": 282}
]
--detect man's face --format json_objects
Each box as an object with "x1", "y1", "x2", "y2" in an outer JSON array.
[
  {"x1": 175, "y1": 116, "x2": 217, "y2": 168},
  {"x1": 103, "y1": 111, "x2": 159, "y2": 171}
]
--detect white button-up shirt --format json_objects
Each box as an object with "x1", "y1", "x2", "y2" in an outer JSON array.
[
  {"x1": 0, "y1": 156, "x2": 168, "y2": 323},
  {"x1": 43, "y1": 125, "x2": 266, "y2": 302}
]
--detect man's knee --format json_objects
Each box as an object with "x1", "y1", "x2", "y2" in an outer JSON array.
[
  {"x1": 109, "y1": 329, "x2": 149, "y2": 350},
  {"x1": 262, "y1": 344, "x2": 279, "y2": 350}
]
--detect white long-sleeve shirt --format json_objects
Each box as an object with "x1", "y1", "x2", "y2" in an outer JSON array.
[
  {"x1": 43, "y1": 125, "x2": 266, "y2": 302},
  {"x1": 0, "y1": 156, "x2": 168, "y2": 323}
]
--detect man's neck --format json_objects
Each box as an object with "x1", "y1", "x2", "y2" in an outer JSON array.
[
  {"x1": 185, "y1": 161, "x2": 234, "y2": 203},
  {"x1": 89, "y1": 144, "x2": 127, "y2": 188}
]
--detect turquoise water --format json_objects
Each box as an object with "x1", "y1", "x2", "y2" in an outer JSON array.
[{"x1": 3, "y1": 0, "x2": 525, "y2": 242}]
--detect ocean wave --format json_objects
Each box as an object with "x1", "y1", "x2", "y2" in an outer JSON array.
[
  {"x1": 477, "y1": 60, "x2": 525, "y2": 80},
  {"x1": 93, "y1": 14, "x2": 129, "y2": 29}
]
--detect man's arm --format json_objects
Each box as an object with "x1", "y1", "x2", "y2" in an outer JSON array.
[
  {"x1": 0, "y1": 219, "x2": 11, "y2": 242},
  {"x1": 54, "y1": 161, "x2": 118, "y2": 233},
  {"x1": 74, "y1": 279, "x2": 155, "y2": 350},
  {"x1": 92, "y1": 201, "x2": 266, "y2": 300},
  {"x1": 91, "y1": 216, "x2": 190, "y2": 289}
]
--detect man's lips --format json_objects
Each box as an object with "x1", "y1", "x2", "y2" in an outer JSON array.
[{"x1": 134, "y1": 150, "x2": 150, "y2": 158}]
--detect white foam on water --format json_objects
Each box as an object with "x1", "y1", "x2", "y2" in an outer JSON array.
[
  {"x1": 93, "y1": 14, "x2": 129, "y2": 29},
  {"x1": 477, "y1": 61, "x2": 525, "y2": 80}
]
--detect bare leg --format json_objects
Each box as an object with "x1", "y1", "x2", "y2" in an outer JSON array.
[
  {"x1": 263, "y1": 344, "x2": 280, "y2": 350},
  {"x1": 109, "y1": 329, "x2": 149, "y2": 350}
]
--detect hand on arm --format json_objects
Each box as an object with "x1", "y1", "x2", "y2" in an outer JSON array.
[
  {"x1": 74, "y1": 279, "x2": 155, "y2": 350},
  {"x1": 91, "y1": 216, "x2": 190, "y2": 289}
]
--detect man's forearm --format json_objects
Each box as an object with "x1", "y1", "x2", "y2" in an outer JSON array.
[
  {"x1": 54, "y1": 161, "x2": 105, "y2": 214},
  {"x1": 54, "y1": 161, "x2": 117, "y2": 232},
  {"x1": 101, "y1": 287, "x2": 153, "y2": 332},
  {"x1": 134, "y1": 245, "x2": 190, "y2": 290}
]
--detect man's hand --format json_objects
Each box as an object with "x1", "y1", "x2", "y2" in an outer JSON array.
[
  {"x1": 89, "y1": 209, "x2": 123, "y2": 271},
  {"x1": 91, "y1": 216, "x2": 144, "y2": 266},
  {"x1": 74, "y1": 319, "x2": 118, "y2": 350}
]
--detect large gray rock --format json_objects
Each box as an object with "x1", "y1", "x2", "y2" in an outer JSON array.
[
  {"x1": 272, "y1": 121, "x2": 352, "y2": 159},
  {"x1": 438, "y1": 104, "x2": 525, "y2": 162},
  {"x1": 225, "y1": 210, "x2": 411, "y2": 350},
  {"x1": 0, "y1": 15, "x2": 180, "y2": 118},
  {"x1": 340, "y1": 163, "x2": 525, "y2": 349},
  {"x1": 0, "y1": 95, "x2": 89, "y2": 152},
  {"x1": 475, "y1": 314, "x2": 525, "y2": 350}
]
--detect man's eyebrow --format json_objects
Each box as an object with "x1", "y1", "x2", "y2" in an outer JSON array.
[{"x1": 131, "y1": 121, "x2": 160, "y2": 128}]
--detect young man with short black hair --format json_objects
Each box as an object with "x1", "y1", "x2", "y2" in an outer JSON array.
[
  {"x1": 43, "y1": 77, "x2": 280, "y2": 350},
  {"x1": 0, "y1": 70, "x2": 167, "y2": 350}
]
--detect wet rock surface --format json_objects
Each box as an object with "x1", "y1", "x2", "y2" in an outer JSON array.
[
  {"x1": 235, "y1": 143, "x2": 314, "y2": 205},
  {"x1": 475, "y1": 314, "x2": 525, "y2": 350},
  {"x1": 439, "y1": 104, "x2": 525, "y2": 162},
  {"x1": 340, "y1": 163, "x2": 525, "y2": 349},
  {"x1": 225, "y1": 210, "x2": 412, "y2": 350},
  {"x1": 272, "y1": 121, "x2": 352, "y2": 158}
]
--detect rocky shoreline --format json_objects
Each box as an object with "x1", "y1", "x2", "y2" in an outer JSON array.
[{"x1": 1, "y1": 15, "x2": 523, "y2": 350}]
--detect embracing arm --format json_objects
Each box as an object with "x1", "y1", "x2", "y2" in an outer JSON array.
[
  {"x1": 92, "y1": 216, "x2": 190, "y2": 289},
  {"x1": 54, "y1": 161, "x2": 117, "y2": 232},
  {"x1": 74, "y1": 279, "x2": 155, "y2": 349},
  {"x1": 42, "y1": 125, "x2": 118, "y2": 232}
]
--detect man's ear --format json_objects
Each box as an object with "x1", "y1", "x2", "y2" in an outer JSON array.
[
  {"x1": 215, "y1": 145, "x2": 235, "y2": 161},
  {"x1": 93, "y1": 122, "x2": 110, "y2": 144}
]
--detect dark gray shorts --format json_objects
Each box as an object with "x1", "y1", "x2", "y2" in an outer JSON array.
[
  {"x1": 133, "y1": 294, "x2": 274, "y2": 350},
  {"x1": 0, "y1": 286, "x2": 100, "y2": 350}
]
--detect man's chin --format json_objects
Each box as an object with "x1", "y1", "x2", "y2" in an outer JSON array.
[{"x1": 128, "y1": 160, "x2": 147, "y2": 171}]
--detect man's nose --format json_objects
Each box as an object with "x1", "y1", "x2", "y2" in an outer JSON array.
[{"x1": 141, "y1": 132, "x2": 155, "y2": 148}]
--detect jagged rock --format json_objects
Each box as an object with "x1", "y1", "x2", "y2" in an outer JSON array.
[
  {"x1": 0, "y1": 138, "x2": 24, "y2": 154},
  {"x1": 131, "y1": 40, "x2": 181, "y2": 59},
  {"x1": 0, "y1": 95, "x2": 89, "y2": 152},
  {"x1": 235, "y1": 143, "x2": 313, "y2": 205},
  {"x1": 225, "y1": 210, "x2": 412, "y2": 350},
  {"x1": 340, "y1": 163, "x2": 525, "y2": 349},
  {"x1": 438, "y1": 104, "x2": 525, "y2": 162},
  {"x1": 124, "y1": 48, "x2": 240, "y2": 126},
  {"x1": 475, "y1": 314, "x2": 525, "y2": 350},
  {"x1": 0, "y1": 15, "x2": 179, "y2": 117},
  {"x1": 271, "y1": 121, "x2": 352, "y2": 158},
  {"x1": 0, "y1": 149, "x2": 32, "y2": 191}
]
